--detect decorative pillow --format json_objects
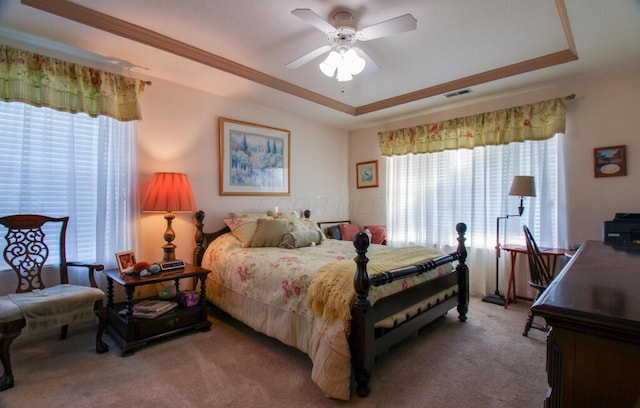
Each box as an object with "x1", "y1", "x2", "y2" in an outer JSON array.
[
  {"x1": 279, "y1": 230, "x2": 323, "y2": 249},
  {"x1": 288, "y1": 217, "x2": 326, "y2": 241},
  {"x1": 364, "y1": 225, "x2": 387, "y2": 245},
  {"x1": 339, "y1": 223, "x2": 360, "y2": 241},
  {"x1": 250, "y1": 218, "x2": 294, "y2": 247},
  {"x1": 267, "y1": 210, "x2": 300, "y2": 219},
  {"x1": 326, "y1": 225, "x2": 342, "y2": 240},
  {"x1": 224, "y1": 215, "x2": 273, "y2": 247}
]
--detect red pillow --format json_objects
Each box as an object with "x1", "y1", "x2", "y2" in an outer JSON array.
[
  {"x1": 364, "y1": 225, "x2": 387, "y2": 245},
  {"x1": 339, "y1": 223, "x2": 360, "y2": 241}
]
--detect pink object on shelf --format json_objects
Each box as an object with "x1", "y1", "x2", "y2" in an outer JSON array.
[{"x1": 177, "y1": 291, "x2": 200, "y2": 307}]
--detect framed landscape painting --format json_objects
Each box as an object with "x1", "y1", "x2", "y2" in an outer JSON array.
[{"x1": 219, "y1": 117, "x2": 291, "y2": 195}]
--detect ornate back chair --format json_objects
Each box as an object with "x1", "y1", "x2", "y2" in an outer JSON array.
[
  {"x1": 522, "y1": 225, "x2": 554, "y2": 336},
  {"x1": 0, "y1": 215, "x2": 109, "y2": 391}
]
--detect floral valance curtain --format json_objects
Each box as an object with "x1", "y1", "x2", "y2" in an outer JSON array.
[
  {"x1": 0, "y1": 44, "x2": 146, "y2": 122},
  {"x1": 378, "y1": 97, "x2": 566, "y2": 156}
]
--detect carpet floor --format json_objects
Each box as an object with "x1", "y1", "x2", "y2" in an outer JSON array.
[{"x1": 1, "y1": 296, "x2": 548, "y2": 408}]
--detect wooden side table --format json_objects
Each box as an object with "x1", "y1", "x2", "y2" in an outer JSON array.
[
  {"x1": 103, "y1": 263, "x2": 212, "y2": 355},
  {"x1": 501, "y1": 244, "x2": 567, "y2": 308}
]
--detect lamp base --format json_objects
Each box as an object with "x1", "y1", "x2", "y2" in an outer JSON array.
[{"x1": 481, "y1": 292, "x2": 512, "y2": 306}]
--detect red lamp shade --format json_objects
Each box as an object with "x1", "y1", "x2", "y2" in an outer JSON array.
[
  {"x1": 142, "y1": 172, "x2": 196, "y2": 261},
  {"x1": 142, "y1": 172, "x2": 196, "y2": 213}
]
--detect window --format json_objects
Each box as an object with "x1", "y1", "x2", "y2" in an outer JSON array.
[
  {"x1": 0, "y1": 101, "x2": 139, "y2": 269},
  {"x1": 386, "y1": 135, "x2": 567, "y2": 294}
]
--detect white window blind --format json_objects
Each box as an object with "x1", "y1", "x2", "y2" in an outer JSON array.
[
  {"x1": 387, "y1": 135, "x2": 567, "y2": 295},
  {"x1": 0, "y1": 101, "x2": 139, "y2": 269}
]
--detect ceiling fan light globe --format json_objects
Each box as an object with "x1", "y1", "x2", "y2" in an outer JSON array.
[
  {"x1": 341, "y1": 48, "x2": 365, "y2": 75},
  {"x1": 319, "y1": 51, "x2": 340, "y2": 77},
  {"x1": 350, "y1": 56, "x2": 365, "y2": 75},
  {"x1": 319, "y1": 61, "x2": 336, "y2": 77}
]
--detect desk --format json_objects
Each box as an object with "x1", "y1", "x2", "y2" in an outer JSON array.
[
  {"x1": 531, "y1": 241, "x2": 640, "y2": 407},
  {"x1": 501, "y1": 244, "x2": 567, "y2": 308}
]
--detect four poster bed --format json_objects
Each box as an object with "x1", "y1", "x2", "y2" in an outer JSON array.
[{"x1": 192, "y1": 210, "x2": 468, "y2": 400}]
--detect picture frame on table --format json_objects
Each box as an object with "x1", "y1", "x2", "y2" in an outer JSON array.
[
  {"x1": 219, "y1": 117, "x2": 291, "y2": 196},
  {"x1": 115, "y1": 250, "x2": 136, "y2": 274},
  {"x1": 594, "y1": 145, "x2": 627, "y2": 178},
  {"x1": 356, "y1": 160, "x2": 379, "y2": 188}
]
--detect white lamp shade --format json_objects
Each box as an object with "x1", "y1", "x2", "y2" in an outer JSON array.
[
  {"x1": 342, "y1": 48, "x2": 365, "y2": 75},
  {"x1": 509, "y1": 176, "x2": 536, "y2": 197},
  {"x1": 319, "y1": 51, "x2": 340, "y2": 77}
]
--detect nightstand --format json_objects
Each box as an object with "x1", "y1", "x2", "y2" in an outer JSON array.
[{"x1": 103, "y1": 263, "x2": 212, "y2": 355}]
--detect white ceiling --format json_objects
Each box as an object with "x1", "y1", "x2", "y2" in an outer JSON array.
[{"x1": 0, "y1": 0, "x2": 639, "y2": 130}]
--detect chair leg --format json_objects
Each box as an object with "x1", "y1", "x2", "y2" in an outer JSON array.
[
  {"x1": 0, "y1": 329, "x2": 23, "y2": 391},
  {"x1": 523, "y1": 309, "x2": 535, "y2": 336},
  {"x1": 59, "y1": 324, "x2": 69, "y2": 340},
  {"x1": 95, "y1": 308, "x2": 109, "y2": 354},
  {"x1": 523, "y1": 289, "x2": 544, "y2": 337}
]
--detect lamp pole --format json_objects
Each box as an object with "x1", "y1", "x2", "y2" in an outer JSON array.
[{"x1": 482, "y1": 214, "x2": 518, "y2": 305}]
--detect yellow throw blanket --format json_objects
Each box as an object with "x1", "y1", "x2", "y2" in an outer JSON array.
[{"x1": 306, "y1": 246, "x2": 446, "y2": 323}]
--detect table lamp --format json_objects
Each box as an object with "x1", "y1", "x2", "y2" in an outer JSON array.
[
  {"x1": 483, "y1": 176, "x2": 536, "y2": 306},
  {"x1": 142, "y1": 172, "x2": 196, "y2": 261}
]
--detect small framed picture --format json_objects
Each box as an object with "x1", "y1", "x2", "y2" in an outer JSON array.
[
  {"x1": 594, "y1": 145, "x2": 627, "y2": 178},
  {"x1": 115, "y1": 250, "x2": 136, "y2": 274},
  {"x1": 356, "y1": 160, "x2": 379, "y2": 188}
]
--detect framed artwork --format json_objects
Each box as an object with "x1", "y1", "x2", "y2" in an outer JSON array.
[
  {"x1": 115, "y1": 250, "x2": 136, "y2": 274},
  {"x1": 594, "y1": 145, "x2": 627, "y2": 178},
  {"x1": 356, "y1": 160, "x2": 379, "y2": 188},
  {"x1": 219, "y1": 117, "x2": 291, "y2": 195}
]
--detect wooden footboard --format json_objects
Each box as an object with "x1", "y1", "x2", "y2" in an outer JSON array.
[
  {"x1": 350, "y1": 223, "x2": 468, "y2": 397},
  {"x1": 192, "y1": 211, "x2": 468, "y2": 399}
]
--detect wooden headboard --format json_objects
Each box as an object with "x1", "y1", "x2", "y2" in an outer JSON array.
[{"x1": 192, "y1": 209, "x2": 314, "y2": 267}]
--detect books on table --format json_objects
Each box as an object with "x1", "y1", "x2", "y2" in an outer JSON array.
[{"x1": 119, "y1": 299, "x2": 178, "y2": 319}]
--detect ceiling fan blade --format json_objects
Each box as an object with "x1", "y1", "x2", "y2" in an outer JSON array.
[
  {"x1": 357, "y1": 13, "x2": 417, "y2": 41},
  {"x1": 353, "y1": 46, "x2": 380, "y2": 73},
  {"x1": 286, "y1": 45, "x2": 332, "y2": 69},
  {"x1": 291, "y1": 9, "x2": 336, "y2": 34}
]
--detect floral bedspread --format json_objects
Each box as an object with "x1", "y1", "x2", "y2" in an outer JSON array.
[{"x1": 201, "y1": 233, "x2": 452, "y2": 400}]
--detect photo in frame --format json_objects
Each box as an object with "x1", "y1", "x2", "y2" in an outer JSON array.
[
  {"x1": 594, "y1": 145, "x2": 627, "y2": 178},
  {"x1": 115, "y1": 250, "x2": 136, "y2": 274},
  {"x1": 356, "y1": 160, "x2": 379, "y2": 188},
  {"x1": 219, "y1": 117, "x2": 291, "y2": 195}
]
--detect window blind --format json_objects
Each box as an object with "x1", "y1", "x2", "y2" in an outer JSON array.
[{"x1": 0, "y1": 101, "x2": 139, "y2": 268}]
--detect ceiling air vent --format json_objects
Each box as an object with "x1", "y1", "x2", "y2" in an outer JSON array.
[{"x1": 444, "y1": 88, "x2": 472, "y2": 98}]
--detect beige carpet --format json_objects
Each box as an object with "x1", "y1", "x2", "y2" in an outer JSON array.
[{"x1": 2, "y1": 296, "x2": 548, "y2": 407}]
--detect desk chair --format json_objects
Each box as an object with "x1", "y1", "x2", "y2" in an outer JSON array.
[
  {"x1": 0, "y1": 215, "x2": 109, "y2": 391},
  {"x1": 522, "y1": 225, "x2": 554, "y2": 336}
]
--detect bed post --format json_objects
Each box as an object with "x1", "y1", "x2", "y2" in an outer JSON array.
[
  {"x1": 193, "y1": 210, "x2": 205, "y2": 267},
  {"x1": 455, "y1": 223, "x2": 469, "y2": 322},
  {"x1": 350, "y1": 232, "x2": 374, "y2": 397}
]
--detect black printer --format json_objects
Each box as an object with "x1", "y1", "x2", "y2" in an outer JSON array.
[{"x1": 604, "y1": 213, "x2": 640, "y2": 245}]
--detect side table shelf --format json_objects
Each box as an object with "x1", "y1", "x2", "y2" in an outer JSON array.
[{"x1": 103, "y1": 264, "x2": 212, "y2": 355}]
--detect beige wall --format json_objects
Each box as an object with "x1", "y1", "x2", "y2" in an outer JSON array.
[
  {"x1": 136, "y1": 79, "x2": 349, "y2": 264},
  {"x1": 348, "y1": 68, "x2": 640, "y2": 244}
]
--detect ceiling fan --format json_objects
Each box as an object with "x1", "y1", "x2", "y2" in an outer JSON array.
[{"x1": 286, "y1": 8, "x2": 417, "y2": 81}]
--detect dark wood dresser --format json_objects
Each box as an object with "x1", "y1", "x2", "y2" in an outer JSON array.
[{"x1": 531, "y1": 240, "x2": 640, "y2": 407}]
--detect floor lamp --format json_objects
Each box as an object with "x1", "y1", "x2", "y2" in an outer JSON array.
[{"x1": 482, "y1": 176, "x2": 536, "y2": 306}]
